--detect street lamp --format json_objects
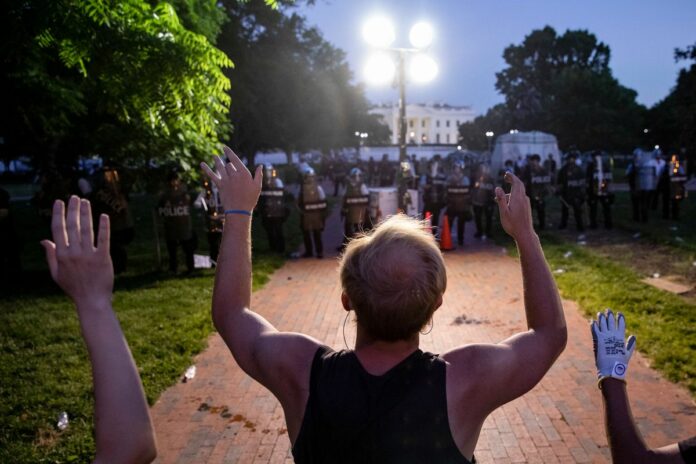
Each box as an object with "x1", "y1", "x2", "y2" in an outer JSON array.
[
  {"x1": 355, "y1": 131, "x2": 369, "y2": 158},
  {"x1": 485, "y1": 131, "x2": 494, "y2": 153},
  {"x1": 362, "y1": 17, "x2": 438, "y2": 162}
]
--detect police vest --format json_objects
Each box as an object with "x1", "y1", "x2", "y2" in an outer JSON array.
[
  {"x1": 530, "y1": 170, "x2": 551, "y2": 200},
  {"x1": 300, "y1": 184, "x2": 327, "y2": 231},
  {"x1": 472, "y1": 175, "x2": 495, "y2": 206},
  {"x1": 446, "y1": 184, "x2": 472, "y2": 214},
  {"x1": 637, "y1": 165, "x2": 657, "y2": 191},
  {"x1": 158, "y1": 190, "x2": 192, "y2": 241},
  {"x1": 427, "y1": 176, "x2": 446, "y2": 203},
  {"x1": 260, "y1": 187, "x2": 286, "y2": 219},
  {"x1": 669, "y1": 166, "x2": 688, "y2": 200},
  {"x1": 591, "y1": 170, "x2": 613, "y2": 196},
  {"x1": 562, "y1": 166, "x2": 586, "y2": 200}
]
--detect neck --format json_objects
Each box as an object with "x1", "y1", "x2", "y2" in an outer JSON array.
[{"x1": 353, "y1": 325, "x2": 420, "y2": 375}]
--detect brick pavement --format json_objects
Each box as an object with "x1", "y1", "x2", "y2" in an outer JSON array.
[{"x1": 151, "y1": 205, "x2": 696, "y2": 463}]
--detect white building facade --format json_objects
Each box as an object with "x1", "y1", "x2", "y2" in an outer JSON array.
[{"x1": 369, "y1": 102, "x2": 476, "y2": 146}]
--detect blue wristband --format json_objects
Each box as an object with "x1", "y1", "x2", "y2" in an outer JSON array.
[{"x1": 224, "y1": 209, "x2": 252, "y2": 216}]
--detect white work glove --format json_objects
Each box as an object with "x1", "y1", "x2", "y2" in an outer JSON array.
[{"x1": 591, "y1": 309, "x2": 636, "y2": 383}]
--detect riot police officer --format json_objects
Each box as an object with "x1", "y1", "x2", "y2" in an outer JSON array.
[
  {"x1": 158, "y1": 171, "x2": 196, "y2": 274},
  {"x1": 525, "y1": 154, "x2": 551, "y2": 230},
  {"x1": 445, "y1": 160, "x2": 472, "y2": 246},
  {"x1": 91, "y1": 166, "x2": 135, "y2": 274},
  {"x1": 586, "y1": 151, "x2": 614, "y2": 229},
  {"x1": 258, "y1": 164, "x2": 288, "y2": 254},
  {"x1": 200, "y1": 174, "x2": 224, "y2": 263},
  {"x1": 342, "y1": 167, "x2": 370, "y2": 245},
  {"x1": 636, "y1": 149, "x2": 659, "y2": 223},
  {"x1": 378, "y1": 154, "x2": 394, "y2": 187},
  {"x1": 666, "y1": 154, "x2": 688, "y2": 220},
  {"x1": 557, "y1": 152, "x2": 586, "y2": 232},
  {"x1": 472, "y1": 163, "x2": 496, "y2": 239},
  {"x1": 298, "y1": 167, "x2": 327, "y2": 258},
  {"x1": 422, "y1": 155, "x2": 447, "y2": 236}
]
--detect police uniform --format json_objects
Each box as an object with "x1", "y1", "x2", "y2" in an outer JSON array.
[
  {"x1": 525, "y1": 156, "x2": 551, "y2": 230},
  {"x1": 557, "y1": 155, "x2": 586, "y2": 232},
  {"x1": 445, "y1": 163, "x2": 472, "y2": 246},
  {"x1": 201, "y1": 178, "x2": 224, "y2": 262},
  {"x1": 342, "y1": 168, "x2": 370, "y2": 245},
  {"x1": 423, "y1": 158, "x2": 447, "y2": 236},
  {"x1": 298, "y1": 168, "x2": 327, "y2": 258},
  {"x1": 586, "y1": 153, "x2": 614, "y2": 229},
  {"x1": 91, "y1": 168, "x2": 135, "y2": 274},
  {"x1": 158, "y1": 176, "x2": 196, "y2": 273},
  {"x1": 666, "y1": 155, "x2": 688, "y2": 220},
  {"x1": 378, "y1": 155, "x2": 394, "y2": 187},
  {"x1": 472, "y1": 165, "x2": 496, "y2": 239},
  {"x1": 259, "y1": 165, "x2": 288, "y2": 254},
  {"x1": 635, "y1": 151, "x2": 659, "y2": 223}
]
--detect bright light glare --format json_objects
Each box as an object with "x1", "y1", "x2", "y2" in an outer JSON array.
[
  {"x1": 364, "y1": 53, "x2": 396, "y2": 85},
  {"x1": 363, "y1": 16, "x2": 395, "y2": 48},
  {"x1": 409, "y1": 22, "x2": 434, "y2": 48},
  {"x1": 408, "y1": 54, "x2": 438, "y2": 83}
]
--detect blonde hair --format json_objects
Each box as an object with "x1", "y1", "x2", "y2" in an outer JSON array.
[{"x1": 339, "y1": 214, "x2": 447, "y2": 341}]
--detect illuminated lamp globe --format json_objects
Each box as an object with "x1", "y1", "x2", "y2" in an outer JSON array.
[
  {"x1": 408, "y1": 54, "x2": 438, "y2": 83},
  {"x1": 362, "y1": 16, "x2": 396, "y2": 48},
  {"x1": 409, "y1": 22, "x2": 434, "y2": 49},
  {"x1": 364, "y1": 53, "x2": 396, "y2": 86}
]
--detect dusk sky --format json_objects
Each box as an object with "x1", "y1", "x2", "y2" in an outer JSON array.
[{"x1": 298, "y1": 0, "x2": 696, "y2": 116}]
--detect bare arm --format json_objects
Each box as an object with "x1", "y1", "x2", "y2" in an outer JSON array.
[
  {"x1": 201, "y1": 149, "x2": 320, "y2": 413},
  {"x1": 42, "y1": 197, "x2": 155, "y2": 464},
  {"x1": 600, "y1": 379, "x2": 683, "y2": 463},
  {"x1": 446, "y1": 173, "x2": 567, "y2": 409}
]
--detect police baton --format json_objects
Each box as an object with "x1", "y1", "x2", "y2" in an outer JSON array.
[{"x1": 558, "y1": 195, "x2": 572, "y2": 209}]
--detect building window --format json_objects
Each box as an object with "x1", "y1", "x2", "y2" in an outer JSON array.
[
  {"x1": 446, "y1": 120, "x2": 450, "y2": 128},
  {"x1": 409, "y1": 120, "x2": 414, "y2": 128},
  {"x1": 447, "y1": 134, "x2": 451, "y2": 143},
  {"x1": 456, "y1": 120, "x2": 460, "y2": 126},
  {"x1": 436, "y1": 120, "x2": 440, "y2": 128},
  {"x1": 421, "y1": 120, "x2": 426, "y2": 128},
  {"x1": 436, "y1": 133, "x2": 440, "y2": 143}
]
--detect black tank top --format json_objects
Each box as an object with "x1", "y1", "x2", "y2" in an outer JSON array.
[{"x1": 292, "y1": 346, "x2": 474, "y2": 464}]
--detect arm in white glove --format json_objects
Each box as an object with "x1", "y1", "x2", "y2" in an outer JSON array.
[
  {"x1": 591, "y1": 310, "x2": 686, "y2": 464},
  {"x1": 591, "y1": 309, "x2": 636, "y2": 383}
]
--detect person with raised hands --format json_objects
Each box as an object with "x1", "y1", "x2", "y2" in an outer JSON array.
[
  {"x1": 591, "y1": 310, "x2": 696, "y2": 463},
  {"x1": 202, "y1": 149, "x2": 567, "y2": 463},
  {"x1": 41, "y1": 196, "x2": 156, "y2": 464}
]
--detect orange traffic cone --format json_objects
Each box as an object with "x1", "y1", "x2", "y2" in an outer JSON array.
[
  {"x1": 440, "y1": 215, "x2": 453, "y2": 251},
  {"x1": 424, "y1": 211, "x2": 433, "y2": 234}
]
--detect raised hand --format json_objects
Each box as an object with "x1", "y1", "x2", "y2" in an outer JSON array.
[
  {"x1": 200, "y1": 145, "x2": 263, "y2": 213},
  {"x1": 494, "y1": 172, "x2": 534, "y2": 240},
  {"x1": 591, "y1": 309, "x2": 636, "y2": 382},
  {"x1": 41, "y1": 196, "x2": 113, "y2": 307}
]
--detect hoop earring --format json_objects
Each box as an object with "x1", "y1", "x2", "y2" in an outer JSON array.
[
  {"x1": 420, "y1": 318, "x2": 434, "y2": 335},
  {"x1": 342, "y1": 310, "x2": 351, "y2": 349}
]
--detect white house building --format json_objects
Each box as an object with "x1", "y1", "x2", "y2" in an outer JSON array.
[{"x1": 369, "y1": 102, "x2": 476, "y2": 146}]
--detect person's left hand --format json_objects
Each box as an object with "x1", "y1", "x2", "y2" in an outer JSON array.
[
  {"x1": 200, "y1": 146, "x2": 263, "y2": 212},
  {"x1": 41, "y1": 196, "x2": 114, "y2": 308}
]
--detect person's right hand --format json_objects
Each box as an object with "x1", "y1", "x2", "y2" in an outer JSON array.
[
  {"x1": 591, "y1": 309, "x2": 636, "y2": 382},
  {"x1": 200, "y1": 146, "x2": 263, "y2": 212},
  {"x1": 41, "y1": 196, "x2": 114, "y2": 308},
  {"x1": 494, "y1": 172, "x2": 534, "y2": 240}
]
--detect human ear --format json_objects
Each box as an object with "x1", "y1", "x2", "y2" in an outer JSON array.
[{"x1": 341, "y1": 292, "x2": 351, "y2": 312}]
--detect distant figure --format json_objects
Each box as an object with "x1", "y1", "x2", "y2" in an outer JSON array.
[
  {"x1": 298, "y1": 167, "x2": 327, "y2": 258},
  {"x1": 472, "y1": 163, "x2": 496, "y2": 239},
  {"x1": 378, "y1": 154, "x2": 394, "y2": 187},
  {"x1": 158, "y1": 171, "x2": 196, "y2": 274},
  {"x1": 586, "y1": 151, "x2": 614, "y2": 229},
  {"x1": 525, "y1": 154, "x2": 551, "y2": 231},
  {"x1": 635, "y1": 150, "x2": 659, "y2": 223},
  {"x1": 556, "y1": 152, "x2": 586, "y2": 232},
  {"x1": 665, "y1": 154, "x2": 688, "y2": 220},
  {"x1": 258, "y1": 164, "x2": 288, "y2": 254},
  {"x1": 544, "y1": 153, "x2": 557, "y2": 183},
  {"x1": 0, "y1": 187, "x2": 22, "y2": 287},
  {"x1": 591, "y1": 310, "x2": 695, "y2": 463},
  {"x1": 445, "y1": 160, "x2": 472, "y2": 246},
  {"x1": 201, "y1": 148, "x2": 567, "y2": 464},
  {"x1": 422, "y1": 155, "x2": 447, "y2": 236}
]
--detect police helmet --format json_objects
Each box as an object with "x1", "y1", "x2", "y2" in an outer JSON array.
[
  {"x1": 349, "y1": 167, "x2": 363, "y2": 183},
  {"x1": 453, "y1": 159, "x2": 465, "y2": 171}
]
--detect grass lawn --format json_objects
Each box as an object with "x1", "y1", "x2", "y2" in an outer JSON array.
[
  {"x1": 0, "y1": 187, "x2": 304, "y2": 463},
  {"x1": 507, "y1": 190, "x2": 696, "y2": 398}
]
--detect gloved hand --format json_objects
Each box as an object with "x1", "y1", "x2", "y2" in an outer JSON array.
[{"x1": 590, "y1": 309, "x2": 636, "y2": 383}]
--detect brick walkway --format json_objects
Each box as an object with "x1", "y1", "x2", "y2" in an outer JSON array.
[{"x1": 151, "y1": 203, "x2": 696, "y2": 463}]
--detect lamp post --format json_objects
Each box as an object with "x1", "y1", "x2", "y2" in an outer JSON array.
[
  {"x1": 355, "y1": 131, "x2": 368, "y2": 159},
  {"x1": 362, "y1": 18, "x2": 437, "y2": 163},
  {"x1": 485, "y1": 131, "x2": 494, "y2": 153}
]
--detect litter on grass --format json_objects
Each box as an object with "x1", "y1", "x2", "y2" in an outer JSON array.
[
  {"x1": 554, "y1": 269, "x2": 566, "y2": 274},
  {"x1": 563, "y1": 251, "x2": 573, "y2": 258},
  {"x1": 652, "y1": 273, "x2": 661, "y2": 279},
  {"x1": 57, "y1": 412, "x2": 69, "y2": 431}
]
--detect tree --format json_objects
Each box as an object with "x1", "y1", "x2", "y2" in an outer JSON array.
[
  {"x1": 0, "y1": 0, "x2": 233, "y2": 173},
  {"x1": 468, "y1": 26, "x2": 646, "y2": 151},
  {"x1": 217, "y1": 0, "x2": 388, "y2": 165}
]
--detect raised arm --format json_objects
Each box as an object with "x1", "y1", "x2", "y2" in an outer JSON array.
[
  {"x1": 41, "y1": 197, "x2": 155, "y2": 464},
  {"x1": 200, "y1": 148, "x2": 320, "y2": 437},
  {"x1": 446, "y1": 172, "x2": 567, "y2": 410},
  {"x1": 592, "y1": 311, "x2": 686, "y2": 464}
]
